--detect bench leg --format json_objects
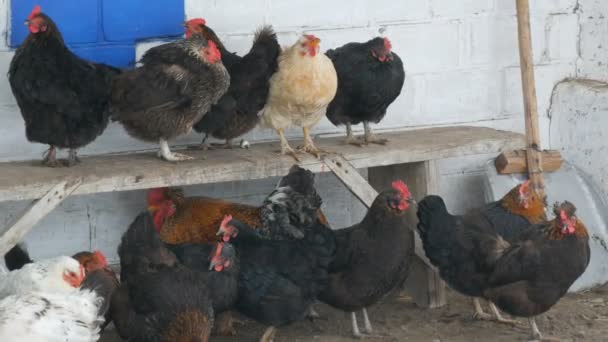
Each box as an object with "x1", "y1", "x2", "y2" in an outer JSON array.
[
  {"x1": 0, "y1": 179, "x2": 82, "y2": 256},
  {"x1": 368, "y1": 161, "x2": 447, "y2": 309}
]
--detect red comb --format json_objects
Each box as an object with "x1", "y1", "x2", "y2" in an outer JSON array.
[
  {"x1": 383, "y1": 37, "x2": 392, "y2": 51},
  {"x1": 560, "y1": 210, "x2": 568, "y2": 221},
  {"x1": 214, "y1": 242, "x2": 224, "y2": 257},
  {"x1": 519, "y1": 180, "x2": 531, "y2": 195},
  {"x1": 304, "y1": 34, "x2": 317, "y2": 40},
  {"x1": 187, "y1": 18, "x2": 206, "y2": 26},
  {"x1": 92, "y1": 250, "x2": 108, "y2": 267},
  {"x1": 147, "y1": 188, "x2": 168, "y2": 205},
  {"x1": 391, "y1": 180, "x2": 410, "y2": 197},
  {"x1": 28, "y1": 5, "x2": 41, "y2": 20},
  {"x1": 221, "y1": 215, "x2": 233, "y2": 228}
]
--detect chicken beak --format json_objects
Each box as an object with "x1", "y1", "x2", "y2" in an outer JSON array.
[
  {"x1": 209, "y1": 258, "x2": 220, "y2": 271},
  {"x1": 24, "y1": 20, "x2": 30, "y2": 26},
  {"x1": 309, "y1": 37, "x2": 320, "y2": 48},
  {"x1": 407, "y1": 198, "x2": 417, "y2": 206},
  {"x1": 216, "y1": 226, "x2": 226, "y2": 236}
]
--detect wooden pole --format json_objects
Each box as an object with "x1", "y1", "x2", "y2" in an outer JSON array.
[{"x1": 515, "y1": 0, "x2": 546, "y2": 201}]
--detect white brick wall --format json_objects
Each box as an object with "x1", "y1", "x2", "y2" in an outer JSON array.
[{"x1": 0, "y1": 0, "x2": 598, "y2": 261}]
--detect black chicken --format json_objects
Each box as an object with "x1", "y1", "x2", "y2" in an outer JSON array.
[
  {"x1": 180, "y1": 19, "x2": 280, "y2": 150},
  {"x1": 318, "y1": 180, "x2": 415, "y2": 338},
  {"x1": 416, "y1": 182, "x2": 547, "y2": 324},
  {"x1": 326, "y1": 37, "x2": 405, "y2": 145},
  {"x1": 8, "y1": 5, "x2": 120, "y2": 167},
  {"x1": 111, "y1": 212, "x2": 238, "y2": 341},
  {"x1": 418, "y1": 197, "x2": 589, "y2": 340},
  {"x1": 218, "y1": 216, "x2": 335, "y2": 342},
  {"x1": 110, "y1": 34, "x2": 229, "y2": 162}
]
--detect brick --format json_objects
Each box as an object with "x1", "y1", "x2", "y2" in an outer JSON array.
[
  {"x1": 501, "y1": 63, "x2": 576, "y2": 117},
  {"x1": 431, "y1": 0, "x2": 494, "y2": 18},
  {"x1": 384, "y1": 22, "x2": 460, "y2": 73},
  {"x1": 186, "y1": 0, "x2": 269, "y2": 33},
  {"x1": 467, "y1": 15, "x2": 547, "y2": 67},
  {"x1": 267, "y1": 0, "x2": 368, "y2": 30},
  {"x1": 496, "y1": 0, "x2": 578, "y2": 15},
  {"x1": 547, "y1": 14, "x2": 580, "y2": 61},
  {"x1": 368, "y1": 0, "x2": 431, "y2": 23},
  {"x1": 420, "y1": 69, "x2": 501, "y2": 124}
]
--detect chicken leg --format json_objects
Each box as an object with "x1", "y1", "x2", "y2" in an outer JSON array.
[
  {"x1": 361, "y1": 308, "x2": 373, "y2": 333},
  {"x1": 211, "y1": 139, "x2": 234, "y2": 149},
  {"x1": 42, "y1": 145, "x2": 62, "y2": 168},
  {"x1": 260, "y1": 326, "x2": 277, "y2": 342},
  {"x1": 345, "y1": 123, "x2": 363, "y2": 147},
  {"x1": 472, "y1": 297, "x2": 493, "y2": 321},
  {"x1": 527, "y1": 317, "x2": 560, "y2": 342},
  {"x1": 298, "y1": 126, "x2": 327, "y2": 158},
  {"x1": 276, "y1": 128, "x2": 300, "y2": 161},
  {"x1": 63, "y1": 148, "x2": 81, "y2": 167},
  {"x1": 363, "y1": 121, "x2": 387, "y2": 145},
  {"x1": 188, "y1": 134, "x2": 211, "y2": 150},
  {"x1": 158, "y1": 138, "x2": 194, "y2": 162},
  {"x1": 489, "y1": 302, "x2": 519, "y2": 326}
]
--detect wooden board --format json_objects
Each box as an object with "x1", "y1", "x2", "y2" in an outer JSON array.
[
  {"x1": 0, "y1": 126, "x2": 524, "y2": 202},
  {"x1": 495, "y1": 149, "x2": 563, "y2": 174}
]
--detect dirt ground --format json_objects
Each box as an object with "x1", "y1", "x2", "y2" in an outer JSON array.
[{"x1": 101, "y1": 284, "x2": 608, "y2": 342}]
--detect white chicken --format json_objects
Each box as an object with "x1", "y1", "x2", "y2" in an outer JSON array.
[
  {"x1": 0, "y1": 289, "x2": 103, "y2": 342},
  {"x1": 261, "y1": 34, "x2": 338, "y2": 160},
  {"x1": 0, "y1": 256, "x2": 84, "y2": 298}
]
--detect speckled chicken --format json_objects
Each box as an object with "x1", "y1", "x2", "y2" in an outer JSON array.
[
  {"x1": 110, "y1": 34, "x2": 229, "y2": 162},
  {"x1": 183, "y1": 19, "x2": 280, "y2": 150}
]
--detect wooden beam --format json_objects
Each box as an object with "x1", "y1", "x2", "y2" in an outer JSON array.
[
  {"x1": 495, "y1": 149, "x2": 563, "y2": 174},
  {"x1": 323, "y1": 155, "x2": 377, "y2": 207},
  {"x1": 0, "y1": 179, "x2": 82, "y2": 256},
  {"x1": 516, "y1": 0, "x2": 546, "y2": 200},
  {"x1": 369, "y1": 161, "x2": 447, "y2": 309},
  {"x1": 0, "y1": 126, "x2": 524, "y2": 202}
]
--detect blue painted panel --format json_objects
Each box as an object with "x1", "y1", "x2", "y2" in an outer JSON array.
[
  {"x1": 10, "y1": 0, "x2": 99, "y2": 47},
  {"x1": 102, "y1": 0, "x2": 184, "y2": 42},
  {"x1": 71, "y1": 44, "x2": 135, "y2": 68}
]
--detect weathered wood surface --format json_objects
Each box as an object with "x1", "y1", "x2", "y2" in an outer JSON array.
[
  {"x1": 323, "y1": 155, "x2": 378, "y2": 207},
  {"x1": 0, "y1": 126, "x2": 524, "y2": 202},
  {"x1": 0, "y1": 179, "x2": 82, "y2": 256},
  {"x1": 495, "y1": 149, "x2": 563, "y2": 174}
]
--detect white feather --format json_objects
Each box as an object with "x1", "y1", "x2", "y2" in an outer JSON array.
[
  {"x1": 0, "y1": 289, "x2": 103, "y2": 342},
  {"x1": 0, "y1": 256, "x2": 81, "y2": 299}
]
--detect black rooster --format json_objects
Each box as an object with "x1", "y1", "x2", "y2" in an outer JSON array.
[{"x1": 8, "y1": 5, "x2": 120, "y2": 167}]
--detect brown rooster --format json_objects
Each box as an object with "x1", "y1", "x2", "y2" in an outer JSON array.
[{"x1": 147, "y1": 165, "x2": 329, "y2": 245}]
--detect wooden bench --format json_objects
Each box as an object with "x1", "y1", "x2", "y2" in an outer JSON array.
[{"x1": 0, "y1": 125, "x2": 524, "y2": 308}]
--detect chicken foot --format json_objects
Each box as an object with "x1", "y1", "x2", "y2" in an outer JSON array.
[
  {"x1": 42, "y1": 145, "x2": 62, "y2": 168},
  {"x1": 350, "y1": 309, "x2": 387, "y2": 339},
  {"x1": 63, "y1": 148, "x2": 81, "y2": 167},
  {"x1": 298, "y1": 127, "x2": 327, "y2": 159},
  {"x1": 276, "y1": 128, "x2": 300, "y2": 162},
  {"x1": 527, "y1": 317, "x2": 560, "y2": 342},
  {"x1": 260, "y1": 326, "x2": 277, "y2": 342},
  {"x1": 363, "y1": 122, "x2": 388, "y2": 145},
  {"x1": 473, "y1": 298, "x2": 519, "y2": 326},
  {"x1": 158, "y1": 138, "x2": 194, "y2": 162},
  {"x1": 345, "y1": 123, "x2": 363, "y2": 147},
  {"x1": 489, "y1": 302, "x2": 519, "y2": 326}
]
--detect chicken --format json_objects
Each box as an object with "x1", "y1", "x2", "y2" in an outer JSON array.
[
  {"x1": 217, "y1": 213, "x2": 336, "y2": 342},
  {"x1": 112, "y1": 211, "x2": 237, "y2": 341},
  {"x1": 147, "y1": 164, "x2": 329, "y2": 245},
  {"x1": 4, "y1": 244, "x2": 118, "y2": 329},
  {"x1": 110, "y1": 33, "x2": 229, "y2": 162},
  {"x1": 325, "y1": 37, "x2": 405, "y2": 145},
  {"x1": 260, "y1": 34, "x2": 338, "y2": 160},
  {"x1": 482, "y1": 201, "x2": 590, "y2": 340},
  {"x1": 182, "y1": 19, "x2": 280, "y2": 150},
  {"x1": 5, "y1": 244, "x2": 108, "y2": 275},
  {"x1": 0, "y1": 255, "x2": 84, "y2": 298},
  {"x1": 317, "y1": 180, "x2": 415, "y2": 338},
  {"x1": 8, "y1": 5, "x2": 120, "y2": 167},
  {"x1": 0, "y1": 288, "x2": 104, "y2": 342},
  {"x1": 416, "y1": 181, "x2": 546, "y2": 324},
  {"x1": 419, "y1": 197, "x2": 589, "y2": 340}
]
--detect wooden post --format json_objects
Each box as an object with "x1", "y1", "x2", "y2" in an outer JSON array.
[
  {"x1": 368, "y1": 161, "x2": 446, "y2": 309},
  {"x1": 516, "y1": 0, "x2": 546, "y2": 200},
  {"x1": 0, "y1": 179, "x2": 82, "y2": 256}
]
